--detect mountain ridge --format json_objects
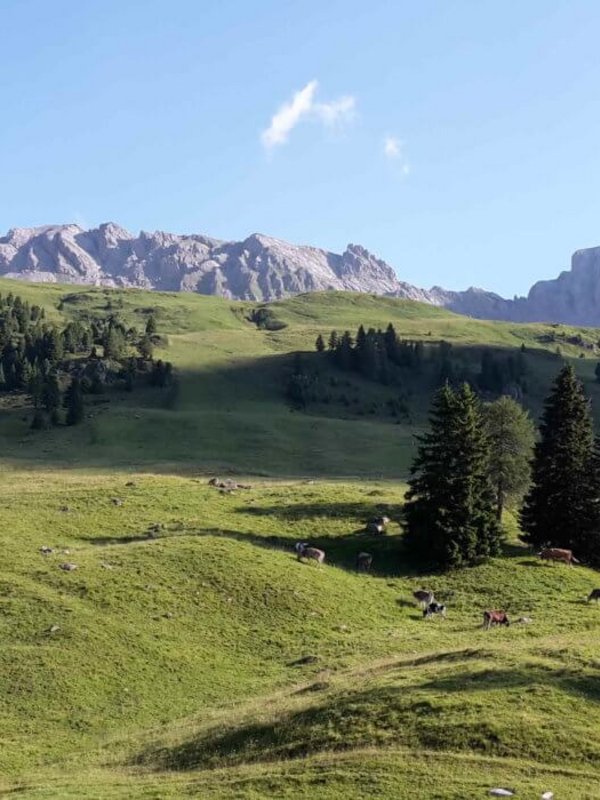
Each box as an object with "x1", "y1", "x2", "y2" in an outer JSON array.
[{"x1": 1, "y1": 222, "x2": 600, "y2": 325}]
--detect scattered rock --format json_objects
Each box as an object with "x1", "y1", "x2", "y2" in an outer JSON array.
[
  {"x1": 59, "y1": 563, "x2": 78, "y2": 572},
  {"x1": 125, "y1": 481, "x2": 136, "y2": 487},
  {"x1": 59, "y1": 506, "x2": 71, "y2": 513},
  {"x1": 518, "y1": 616, "x2": 533, "y2": 624},
  {"x1": 47, "y1": 624, "x2": 60, "y2": 634},
  {"x1": 100, "y1": 562, "x2": 114, "y2": 570},
  {"x1": 489, "y1": 790, "x2": 515, "y2": 797},
  {"x1": 163, "y1": 612, "x2": 174, "y2": 619},
  {"x1": 334, "y1": 624, "x2": 349, "y2": 632},
  {"x1": 39, "y1": 546, "x2": 54, "y2": 555},
  {"x1": 111, "y1": 498, "x2": 123, "y2": 506},
  {"x1": 541, "y1": 793, "x2": 554, "y2": 800}
]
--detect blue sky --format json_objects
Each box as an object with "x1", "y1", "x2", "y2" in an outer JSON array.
[{"x1": 1, "y1": 1, "x2": 600, "y2": 297}]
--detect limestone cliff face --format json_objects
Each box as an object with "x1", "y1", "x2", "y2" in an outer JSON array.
[
  {"x1": 1, "y1": 223, "x2": 600, "y2": 325},
  {"x1": 0, "y1": 224, "x2": 435, "y2": 302}
]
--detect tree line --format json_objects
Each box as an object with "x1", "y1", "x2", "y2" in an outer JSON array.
[
  {"x1": 405, "y1": 364, "x2": 600, "y2": 569},
  {"x1": 316, "y1": 324, "x2": 528, "y2": 396}
]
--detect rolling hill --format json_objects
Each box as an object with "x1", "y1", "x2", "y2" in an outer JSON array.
[{"x1": 1, "y1": 278, "x2": 600, "y2": 798}]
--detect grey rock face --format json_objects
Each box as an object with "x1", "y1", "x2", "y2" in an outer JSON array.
[
  {"x1": 0, "y1": 223, "x2": 438, "y2": 302},
  {"x1": 1, "y1": 223, "x2": 600, "y2": 325}
]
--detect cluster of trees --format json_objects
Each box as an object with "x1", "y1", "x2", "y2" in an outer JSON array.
[
  {"x1": 0, "y1": 292, "x2": 173, "y2": 428},
  {"x1": 316, "y1": 325, "x2": 425, "y2": 385},
  {"x1": 316, "y1": 324, "x2": 527, "y2": 397},
  {"x1": 405, "y1": 364, "x2": 600, "y2": 569},
  {"x1": 404, "y1": 385, "x2": 534, "y2": 568}
]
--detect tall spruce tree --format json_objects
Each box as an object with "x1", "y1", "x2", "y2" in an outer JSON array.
[
  {"x1": 404, "y1": 382, "x2": 502, "y2": 569},
  {"x1": 520, "y1": 365, "x2": 594, "y2": 551},
  {"x1": 581, "y1": 436, "x2": 600, "y2": 566},
  {"x1": 64, "y1": 378, "x2": 85, "y2": 426}
]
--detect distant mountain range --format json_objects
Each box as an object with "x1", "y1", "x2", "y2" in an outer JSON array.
[{"x1": 1, "y1": 222, "x2": 600, "y2": 326}]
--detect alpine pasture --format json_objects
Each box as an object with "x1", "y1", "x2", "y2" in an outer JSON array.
[{"x1": 1, "y1": 278, "x2": 600, "y2": 799}]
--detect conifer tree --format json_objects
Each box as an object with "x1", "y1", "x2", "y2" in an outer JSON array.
[
  {"x1": 404, "y1": 383, "x2": 502, "y2": 569},
  {"x1": 0, "y1": 362, "x2": 5, "y2": 388},
  {"x1": 64, "y1": 378, "x2": 85, "y2": 426},
  {"x1": 580, "y1": 436, "x2": 600, "y2": 566},
  {"x1": 521, "y1": 365, "x2": 594, "y2": 551},
  {"x1": 137, "y1": 335, "x2": 154, "y2": 360},
  {"x1": 42, "y1": 372, "x2": 61, "y2": 423},
  {"x1": 315, "y1": 334, "x2": 325, "y2": 353},
  {"x1": 145, "y1": 315, "x2": 157, "y2": 335},
  {"x1": 336, "y1": 331, "x2": 354, "y2": 371},
  {"x1": 327, "y1": 330, "x2": 339, "y2": 352}
]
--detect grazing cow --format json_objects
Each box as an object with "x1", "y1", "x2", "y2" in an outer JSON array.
[
  {"x1": 588, "y1": 588, "x2": 600, "y2": 602},
  {"x1": 365, "y1": 522, "x2": 384, "y2": 535},
  {"x1": 483, "y1": 610, "x2": 510, "y2": 630},
  {"x1": 413, "y1": 589, "x2": 435, "y2": 609},
  {"x1": 356, "y1": 552, "x2": 373, "y2": 572},
  {"x1": 423, "y1": 601, "x2": 446, "y2": 619},
  {"x1": 538, "y1": 547, "x2": 579, "y2": 566},
  {"x1": 295, "y1": 542, "x2": 325, "y2": 565}
]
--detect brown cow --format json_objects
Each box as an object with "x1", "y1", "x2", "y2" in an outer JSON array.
[
  {"x1": 588, "y1": 588, "x2": 600, "y2": 602},
  {"x1": 356, "y1": 552, "x2": 373, "y2": 572},
  {"x1": 538, "y1": 547, "x2": 580, "y2": 566},
  {"x1": 483, "y1": 610, "x2": 510, "y2": 630}
]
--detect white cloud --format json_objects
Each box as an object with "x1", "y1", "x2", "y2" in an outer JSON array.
[
  {"x1": 314, "y1": 95, "x2": 356, "y2": 126},
  {"x1": 383, "y1": 135, "x2": 410, "y2": 175},
  {"x1": 261, "y1": 80, "x2": 355, "y2": 149}
]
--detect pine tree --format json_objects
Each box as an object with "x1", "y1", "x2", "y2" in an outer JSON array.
[
  {"x1": 0, "y1": 362, "x2": 5, "y2": 389},
  {"x1": 42, "y1": 372, "x2": 61, "y2": 421},
  {"x1": 45, "y1": 328, "x2": 64, "y2": 364},
  {"x1": 315, "y1": 334, "x2": 325, "y2": 353},
  {"x1": 64, "y1": 378, "x2": 85, "y2": 426},
  {"x1": 404, "y1": 383, "x2": 502, "y2": 569},
  {"x1": 520, "y1": 365, "x2": 594, "y2": 552},
  {"x1": 336, "y1": 331, "x2": 354, "y2": 371},
  {"x1": 581, "y1": 436, "x2": 600, "y2": 566},
  {"x1": 327, "y1": 331, "x2": 339, "y2": 352},
  {"x1": 145, "y1": 315, "x2": 157, "y2": 335},
  {"x1": 29, "y1": 364, "x2": 44, "y2": 407},
  {"x1": 484, "y1": 396, "x2": 535, "y2": 520},
  {"x1": 137, "y1": 335, "x2": 154, "y2": 360},
  {"x1": 595, "y1": 362, "x2": 600, "y2": 384}
]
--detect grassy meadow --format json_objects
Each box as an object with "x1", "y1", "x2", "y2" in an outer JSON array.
[{"x1": 1, "y1": 278, "x2": 600, "y2": 797}]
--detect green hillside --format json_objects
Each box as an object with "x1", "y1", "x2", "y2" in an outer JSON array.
[
  {"x1": 1, "y1": 279, "x2": 600, "y2": 798},
  {"x1": 1, "y1": 278, "x2": 600, "y2": 478}
]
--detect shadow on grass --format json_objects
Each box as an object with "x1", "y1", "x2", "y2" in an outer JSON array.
[
  {"x1": 241, "y1": 500, "x2": 396, "y2": 523},
  {"x1": 135, "y1": 657, "x2": 600, "y2": 772},
  {"x1": 81, "y1": 524, "x2": 414, "y2": 578}
]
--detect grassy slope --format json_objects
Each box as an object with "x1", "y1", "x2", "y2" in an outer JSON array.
[
  {"x1": 1, "y1": 279, "x2": 600, "y2": 478},
  {"x1": 2, "y1": 473, "x2": 600, "y2": 798},
  {"x1": 1, "y1": 280, "x2": 600, "y2": 797}
]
